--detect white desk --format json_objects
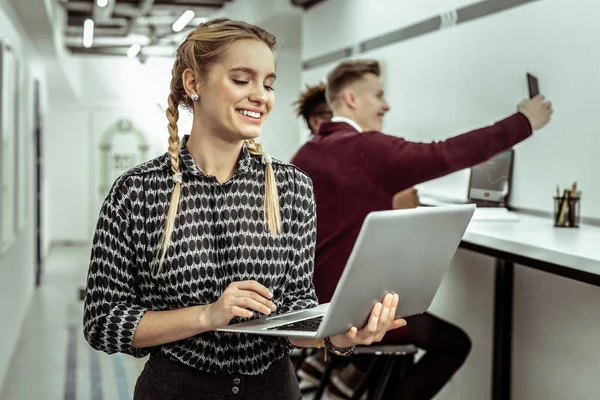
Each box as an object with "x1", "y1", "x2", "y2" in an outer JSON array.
[
  {"x1": 465, "y1": 214, "x2": 600, "y2": 276},
  {"x1": 457, "y1": 212, "x2": 600, "y2": 400}
]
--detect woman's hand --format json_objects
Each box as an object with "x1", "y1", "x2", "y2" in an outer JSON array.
[
  {"x1": 202, "y1": 280, "x2": 278, "y2": 330},
  {"x1": 328, "y1": 293, "x2": 406, "y2": 349}
]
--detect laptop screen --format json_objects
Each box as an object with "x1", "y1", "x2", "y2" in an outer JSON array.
[{"x1": 468, "y1": 150, "x2": 514, "y2": 206}]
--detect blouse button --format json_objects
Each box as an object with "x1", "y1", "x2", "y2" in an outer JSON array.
[
  {"x1": 232, "y1": 386, "x2": 240, "y2": 394},
  {"x1": 233, "y1": 378, "x2": 241, "y2": 384}
]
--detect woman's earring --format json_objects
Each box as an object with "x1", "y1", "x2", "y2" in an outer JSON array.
[{"x1": 190, "y1": 93, "x2": 199, "y2": 101}]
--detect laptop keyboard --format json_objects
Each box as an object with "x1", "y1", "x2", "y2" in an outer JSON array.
[{"x1": 268, "y1": 316, "x2": 323, "y2": 332}]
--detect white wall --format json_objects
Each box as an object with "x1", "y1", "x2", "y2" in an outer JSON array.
[
  {"x1": 45, "y1": 56, "x2": 175, "y2": 244},
  {"x1": 512, "y1": 266, "x2": 600, "y2": 400},
  {"x1": 302, "y1": 0, "x2": 600, "y2": 399},
  {"x1": 429, "y1": 249, "x2": 496, "y2": 400},
  {"x1": 44, "y1": 105, "x2": 90, "y2": 244},
  {"x1": 261, "y1": 47, "x2": 302, "y2": 162},
  {"x1": 86, "y1": 104, "x2": 175, "y2": 237},
  {"x1": 0, "y1": 0, "x2": 46, "y2": 390},
  {"x1": 303, "y1": 0, "x2": 482, "y2": 61}
]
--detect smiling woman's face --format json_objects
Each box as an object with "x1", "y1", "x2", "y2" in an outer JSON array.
[{"x1": 192, "y1": 39, "x2": 276, "y2": 142}]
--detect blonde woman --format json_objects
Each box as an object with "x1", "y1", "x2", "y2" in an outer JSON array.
[{"x1": 83, "y1": 18, "x2": 405, "y2": 400}]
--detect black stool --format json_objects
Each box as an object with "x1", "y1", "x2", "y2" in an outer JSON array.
[{"x1": 312, "y1": 344, "x2": 418, "y2": 400}]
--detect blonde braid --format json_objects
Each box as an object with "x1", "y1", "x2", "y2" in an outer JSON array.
[
  {"x1": 157, "y1": 75, "x2": 183, "y2": 272},
  {"x1": 245, "y1": 139, "x2": 281, "y2": 237}
]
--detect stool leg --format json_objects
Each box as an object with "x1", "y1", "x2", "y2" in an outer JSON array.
[
  {"x1": 370, "y1": 356, "x2": 398, "y2": 400},
  {"x1": 350, "y1": 358, "x2": 380, "y2": 400},
  {"x1": 293, "y1": 348, "x2": 308, "y2": 372},
  {"x1": 396, "y1": 353, "x2": 415, "y2": 380},
  {"x1": 313, "y1": 356, "x2": 338, "y2": 400}
]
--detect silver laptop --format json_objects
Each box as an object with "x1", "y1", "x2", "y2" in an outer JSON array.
[
  {"x1": 419, "y1": 151, "x2": 518, "y2": 221},
  {"x1": 217, "y1": 204, "x2": 476, "y2": 338},
  {"x1": 468, "y1": 150, "x2": 514, "y2": 207}
]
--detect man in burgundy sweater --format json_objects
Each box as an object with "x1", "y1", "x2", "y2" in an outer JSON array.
[{"x1": 290, "y1": 60, "x2": 552, "y2": 399}]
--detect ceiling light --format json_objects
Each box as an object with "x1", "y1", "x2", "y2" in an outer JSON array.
[
  {"x1": 83, "y1": 19, "x2": 94, "y2": 48},
  {"x1": 127, "y1": 43, "x2": 141, "y2": 58},
  {"x1": 97, "y1": 0, "x2": 108, "y2": 7},
  {"x1": 172, "y1": 10, "x2": 195, "y2": 32}
]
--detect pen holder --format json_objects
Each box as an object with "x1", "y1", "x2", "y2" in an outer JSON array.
[{"x1": 553, "y1": 196, "x2": 581, "y2": 228}]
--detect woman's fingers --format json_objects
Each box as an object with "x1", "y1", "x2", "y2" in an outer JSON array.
[
  {"x1": 225, "y1": 280, "x2": 277, "y2": 315},
  {"x1": 378, "y1": 294, "x2": 393, "y2": 329},
  {"x1": 236, "y1": 289, "x2": 277, "y2": 312},
  {"x1": 231, "y1": 296, "x2": 273, "y2": 315},
  {"x1": 346, "y1": 327, "x2": 358, "y2": 339},
  {"x1": 234, "y1": 280, "x2": 273, "y2": 300},
  {"x1": 390, "y1": 318, "x2": 407, "y2": 330},
  {"x1": 365, "y1": 302, "x2": 382, "y2": 334},
  {"x1": 386, "y1": 294, "x2": 399, "y2": 325},
  {"x1": 230, "y1": 306, "x2": 253, "y2": 319}
]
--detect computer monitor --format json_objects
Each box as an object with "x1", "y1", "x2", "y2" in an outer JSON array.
[{"x1": 467, "y1": 150, "x2": 514, "y2": 207}]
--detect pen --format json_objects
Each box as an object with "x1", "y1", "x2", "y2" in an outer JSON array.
[{"x1": 557, "y1": 189, "x2": 569, "y2": 226}]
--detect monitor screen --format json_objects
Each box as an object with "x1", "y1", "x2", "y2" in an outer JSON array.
[{"x1": 468, "y1": 150, "x2": 513, "y2": 204}]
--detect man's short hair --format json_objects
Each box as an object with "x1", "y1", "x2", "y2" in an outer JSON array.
[
  {"x1": 326, "y1": 60, "x2": 381, "y2": 106},
  {"x1": 294, "y1": 83, "x2": 327, "y2": 125}
]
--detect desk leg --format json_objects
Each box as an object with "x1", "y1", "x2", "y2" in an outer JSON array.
[{"x1": 492, "y1": 259, "x2": 514, "y2": 400}]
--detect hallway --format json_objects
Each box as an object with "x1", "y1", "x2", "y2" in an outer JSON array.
[{"x1": 0, "y1": 245, "x2": 142, "y2": 400}]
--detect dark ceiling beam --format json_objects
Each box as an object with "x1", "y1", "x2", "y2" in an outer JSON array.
[
  {"x1": 63, "y1": 1, "x2": 218, "y2": 17},
  {"x1": 290, "y1": 0, "x2": 326, "y2": 10},
  {"x1": 68, "y1": 45, "x2": 175, "y2": 57},
  {"x1": 148, "y1": 4, "x2": 221, "y2": 13},
  {"x1": 63, "y1": 1, "x2": 94, "y2": 13},
  {"x1": 65, "y1": 22, "x2": 190, "y2": 40},
  {"x1": 138, "y1": 0, "x2": 156, "y2": 15},
  {"x1": 93, "y1": 0, "x2": 117, "y2": 23},
  {"x1": 122, "y1": 0, "x2": 155, "y2": 39},
  {"x1": 66, "y1": 25, "x2": 130, "y2": 37},
  {"x1": 153, "y1": 0, "x2": 227, "y2": 6},
  {"x1": 68, "y1": 15, "x2": 129, "y2": 27}
]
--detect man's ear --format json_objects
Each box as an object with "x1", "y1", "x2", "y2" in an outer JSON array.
[
  {"x1": 342, "y1": 89, "x2": 358, "y2": 110},
  {"x1": 308, "y1": 116, "x2": 319, "y2": 134},
  {"x1": 182, "y1": 68, "x2": 200, "y2": 97}
]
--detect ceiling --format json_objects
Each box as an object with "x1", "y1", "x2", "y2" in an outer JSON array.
[
  {"x1": 60, "y1": 0, "x2": 232, "y2": 59},
  {"x1": 58, "y1": 0, "x2": 326, "y2": 60}
]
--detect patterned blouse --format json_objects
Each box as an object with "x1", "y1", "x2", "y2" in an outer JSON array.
[{"x1": 83, "y1": 135, "x2": 318, "y2": 375}]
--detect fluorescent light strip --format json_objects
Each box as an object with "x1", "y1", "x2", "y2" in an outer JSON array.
[
  {"x1": 172, "y1": 10, "x2": 195, "y2": 32},
  {"x1": 127, "y1": 43, "x2": 141, "y2": 58},
  {"x1": 83, "y1": 19, "x2": 94, "y2": 48}
]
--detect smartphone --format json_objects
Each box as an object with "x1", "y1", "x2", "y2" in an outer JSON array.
[{"x1": 527, "y1": 72, "x2": 539, "y2": 99}]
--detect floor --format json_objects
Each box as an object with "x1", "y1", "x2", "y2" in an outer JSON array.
[{"x1": 0, "y1": 245, "x2": 327, "y2": 400}]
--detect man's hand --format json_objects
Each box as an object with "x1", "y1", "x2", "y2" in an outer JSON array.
[
  {"x1": 392, "y1": 187, "x2": 419, "y2": 210},
  {"x1": 517, "y1": 94, "x2": 553, "y2": 131}
]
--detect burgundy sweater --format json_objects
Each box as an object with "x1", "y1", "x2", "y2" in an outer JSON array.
[{"x1": 290, "y1": 112, "x2": 532, "y2": 303}]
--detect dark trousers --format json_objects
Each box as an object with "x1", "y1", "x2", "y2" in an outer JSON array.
[
  {"x1": 354, "y1": 312, "x2": 472, "y2": 400},
  {"x1": 134, "y1": 353, "x2": 302, "y2": 400}
]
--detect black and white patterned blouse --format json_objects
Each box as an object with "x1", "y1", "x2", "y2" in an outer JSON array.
[{"x1": 83, "y1": 135, "x2": 318, "y2": 375}]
